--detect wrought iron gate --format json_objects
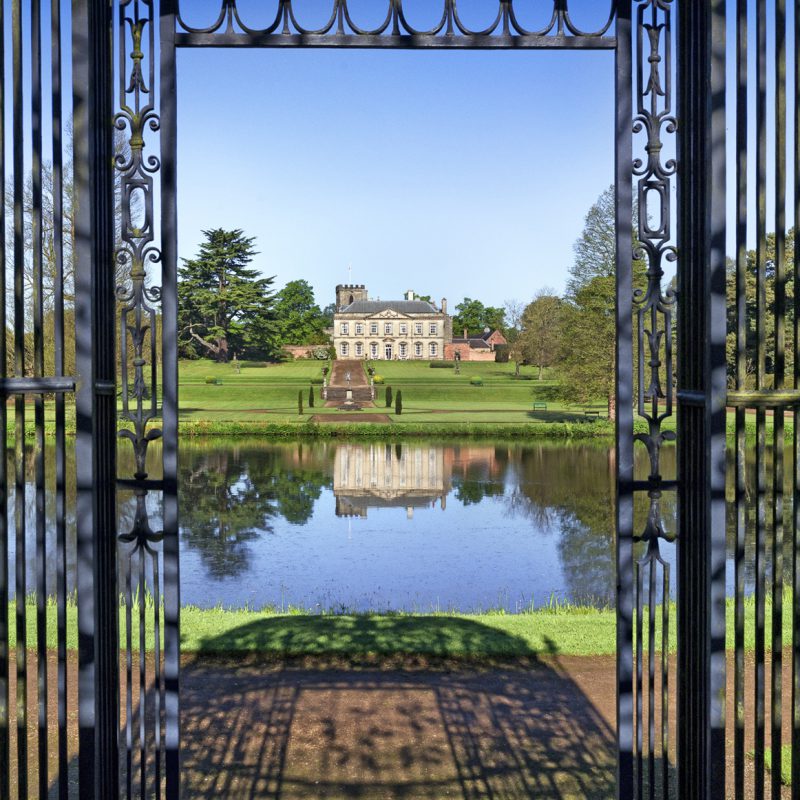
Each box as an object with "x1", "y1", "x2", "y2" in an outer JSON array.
[{"x1": 0, "y1": 0, "x2": 771, "y2": 797}]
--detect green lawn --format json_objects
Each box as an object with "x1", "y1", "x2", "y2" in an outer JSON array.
[
  {"x1": 177, "y1": 358, "x2": 608, "y2": 428},
  {"x1": 13, "y1": 589, "x2": 799, "y2": 659}
]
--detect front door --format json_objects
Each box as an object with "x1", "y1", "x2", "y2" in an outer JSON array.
[{"x1": 385, "y1": 344, "x2": 393, "y2": 360}]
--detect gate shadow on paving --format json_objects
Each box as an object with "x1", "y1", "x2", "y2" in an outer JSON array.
[{"x1": 179, "y1": 616, "x2": 619, "y2": 799}]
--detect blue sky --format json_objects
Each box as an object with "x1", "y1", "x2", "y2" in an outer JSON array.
[{"x1": 176, "y1": 44, "x2": 616, "y2": 309}]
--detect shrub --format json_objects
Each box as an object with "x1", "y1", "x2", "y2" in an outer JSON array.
[
  {"x1": 385, "y1": 386, "x2": 393, "y2": 407},
  {"x1": 395, "y1": 390, "x2": 403, "y2": 415},
  {"x1": 373, "y1": 375, "x2": 385, "y2": 385},
  {"x1": 430, "y1": 361, "x2": 456, "y2": 369},
  {"x1": 308, "y1": 385, "x2": 315, "y2": 408},
  {"x1": 204, "y1": 376, "x2": 221, "y2": 385},
  {"x1": 298, "y1": 390, "x2": 304, "y2": 415},
  {"x1": 470, "y1": 376, "x2": 484, "y2": 386},
  {"x1": 310, "y1": 377, "x2": 324, "y2": 385}
]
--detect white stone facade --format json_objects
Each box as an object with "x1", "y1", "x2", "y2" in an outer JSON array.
[{"x1": 333, "y1": 285, "x2": 450, "y2": 361}]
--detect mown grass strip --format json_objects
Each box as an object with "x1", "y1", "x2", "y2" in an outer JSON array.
[{"x1": 10, "y1": 590, "x2": 800, "y2": 659}]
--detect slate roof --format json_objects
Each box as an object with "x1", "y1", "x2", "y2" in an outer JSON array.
[
  {"x1": 339, "y1": 300, "x2": 439, "y2": 314},
  {"x1": 452, "y1": 338, "x2": 492, "y2": 349}
]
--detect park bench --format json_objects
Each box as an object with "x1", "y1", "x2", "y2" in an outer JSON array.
[
  {"x1": 533, "y1": 402, "x2": 548, "y2": 411},
  {"x1": 583, "y1": 410, "x2": 600, "y2": 420}
]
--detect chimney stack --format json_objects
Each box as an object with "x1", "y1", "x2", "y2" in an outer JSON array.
[
  {"x1": 406, "y1": 289, "x2": 415, "y2": 301},
  {"x1": 441, "y1": 298, "x2": 447, "y2": 314}
]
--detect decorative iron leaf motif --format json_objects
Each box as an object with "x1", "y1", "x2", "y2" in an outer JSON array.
[
  {"x1": 175, "y1": 0, "x2": 616, "y2": 39},
  {"x1": 115, "y1": 0, "x2": 162, "y2": 505},
  {"x1": 632, "y1": 3, "x2": 675, "y2": 798},
  {"x1": 633, "y1": 0, "x2": 676, "y2": 547}
]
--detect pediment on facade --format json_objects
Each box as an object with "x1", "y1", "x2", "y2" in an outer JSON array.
[{"x1": 368, "y1": 309, "x2": 412, "y2": 320}]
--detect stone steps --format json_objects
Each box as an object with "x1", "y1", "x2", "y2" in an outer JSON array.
[{"x1": 323, "y1": 386, "x2": 375, "y2": 402}]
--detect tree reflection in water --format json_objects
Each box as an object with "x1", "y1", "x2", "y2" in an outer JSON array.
[
  {"x1": 178, "y1": 442, "x2": 333, "y2": 580},
  {"x1": 7, "y1": 439, "x2": 684, "y2": 610}
]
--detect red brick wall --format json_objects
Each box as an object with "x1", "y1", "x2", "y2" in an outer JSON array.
[{"x1": 444, "y1": 343, "x2": 495, "y2": 362}]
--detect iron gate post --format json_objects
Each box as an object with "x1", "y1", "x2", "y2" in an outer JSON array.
[
  {"x1": 73, "y1": 0, "x2": 120, "y2": 795},
  {"x1": 676, "y1": 0, "x2": 727, "y2": 796},
  {"x1": 615, "y1": 3, "x2": 634, "y2": 798}
]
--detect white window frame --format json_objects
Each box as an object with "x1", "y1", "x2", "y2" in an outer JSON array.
[
  {"x1": 399, "y1": 343, "x2": 408, "y2": 359},
  {"x1": 415, "y1": 323, "x2": 423, "y2": 335},
  {"x1": 340, "y1": 342, "x2": 349, "y2": 356},
  {"x1": 370, "y1": 342, "x2": 379, "y2": 358},
  {"x1": 355, "y1": 323, "x2": 363, "y2": 335},
  {"x1": 415, "y1": 342, "x2": 423, "y2": 357},
  {"x1": 370, "y1": 322, "x2": 378, "y2": 335},
  {"x1": 429, "y1": 323, "x2": 437, "y2": 336},
  {"x1": 429, "y1": 342, "x2": 438, "y2": 357},
  {"x1": 399, "y1": 323, "x2": 408, "y2": 335},
  {"x1": 355, "y1": 342, "x2": 363, "y2": 357},
  {"x1": 384, "y1": 322, "x2": 393, "y2": 335},
  {"x1": 340, "y1": 322, "x2": 349, "y2": 335}
]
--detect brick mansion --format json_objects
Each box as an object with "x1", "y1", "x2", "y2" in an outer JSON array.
[{"x1": 332, "y1": 284, "x2": 506, "y2": 362}]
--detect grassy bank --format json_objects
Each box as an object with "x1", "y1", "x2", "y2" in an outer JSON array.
[
  {"x1": 9, "y1": 591, "x2": 798, "y2": 659},
  {"x1": 11, "y1": 355, "x2": 793, "y2": 439}
]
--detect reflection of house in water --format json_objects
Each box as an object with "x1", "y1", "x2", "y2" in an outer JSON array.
[{"x1": 334, "y1": 444, "x2": 450, "y2": 519}]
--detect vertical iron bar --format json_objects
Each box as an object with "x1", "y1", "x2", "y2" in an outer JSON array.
[
  {"x1": 51, "y1": 0, "x2": 68, "y2": 794},
  {"x1": 755, "y1": 1, "x2": 768, "y2": 796},
  {"x1": 31, "y1": 0, "x2": 49, "y2": 794},
  {"x1": 772, "y1": 2, "x2": 787, "y2": 799},
  {"x1": 73, "y1": 0, "x2": 119, "y2": 794},
  {"x1": 0, "y1": 0, "x2": 9, "y2": 792},
  {"x1": 734, "y1": 0, "x2": 747, "y2": 796},
  {"x1": 615, "y1": 3, "x2": 635, "y2": 797},
  {"x1": 12, "y1": 0, "x2": 28, "y2": 792},
  {"x1": 676, "y1": 0, "x2": 727, "y2": 796},
  {"x1": 161, "y1": 3, "x2": 181, "y2": 795},
  {"x1": 636, "y1": 563, "x2": 644, "y2": 797}
]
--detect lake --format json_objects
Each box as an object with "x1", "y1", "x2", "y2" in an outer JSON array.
[{"x1": 5, "y1": 437, "x2": 787, "y2": 612}]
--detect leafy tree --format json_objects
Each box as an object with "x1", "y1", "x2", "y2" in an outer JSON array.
[
  {"x1": 178, "y1": 228, "x2": 277, "y2": 362},
  {"x1": 452, "y1": 298, "x2": 506, "y2": 336},
  {"x1": 725, "y1": 230, "x2": 796, "y2": 388},
  {"x1": 321, "y1": 302, "x2": 337, "y2": 327},
  {"x1": 557, "y1": 186, "x2": 646, "y2": 419},
  {"x1": 514, "y1": 289, "x2": 565, "y2": 379},
  {"x1": 273, "y1": 279, "x2": 328, "y2": 346}
]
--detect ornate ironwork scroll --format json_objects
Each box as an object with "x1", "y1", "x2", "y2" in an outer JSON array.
[
  {"x1": 630, "y1": 0, "x2": 675, "y2": 797},
  {"x1": 115, "y1": 0, "x2": 175, "y2": 797},
  {"x1": 174, "y1": 0, "x2": 617, "y2": 46}
]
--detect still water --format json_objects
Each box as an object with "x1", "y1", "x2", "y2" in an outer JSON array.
[{"x1": 12, "y1": 438, "x2": 678, "y2": 612}]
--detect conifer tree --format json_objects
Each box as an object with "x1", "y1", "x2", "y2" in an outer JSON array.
[{"x1": 178, "y1": 228, "x2": 277, "y2": 361}]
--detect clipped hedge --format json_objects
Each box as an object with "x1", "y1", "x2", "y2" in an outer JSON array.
[
  {"x1": 470, "y1": 376, "x2": 484, "y2": 386},
  {"x1": 430, "y1": 361, "x2": 456, "y2": 369}
]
